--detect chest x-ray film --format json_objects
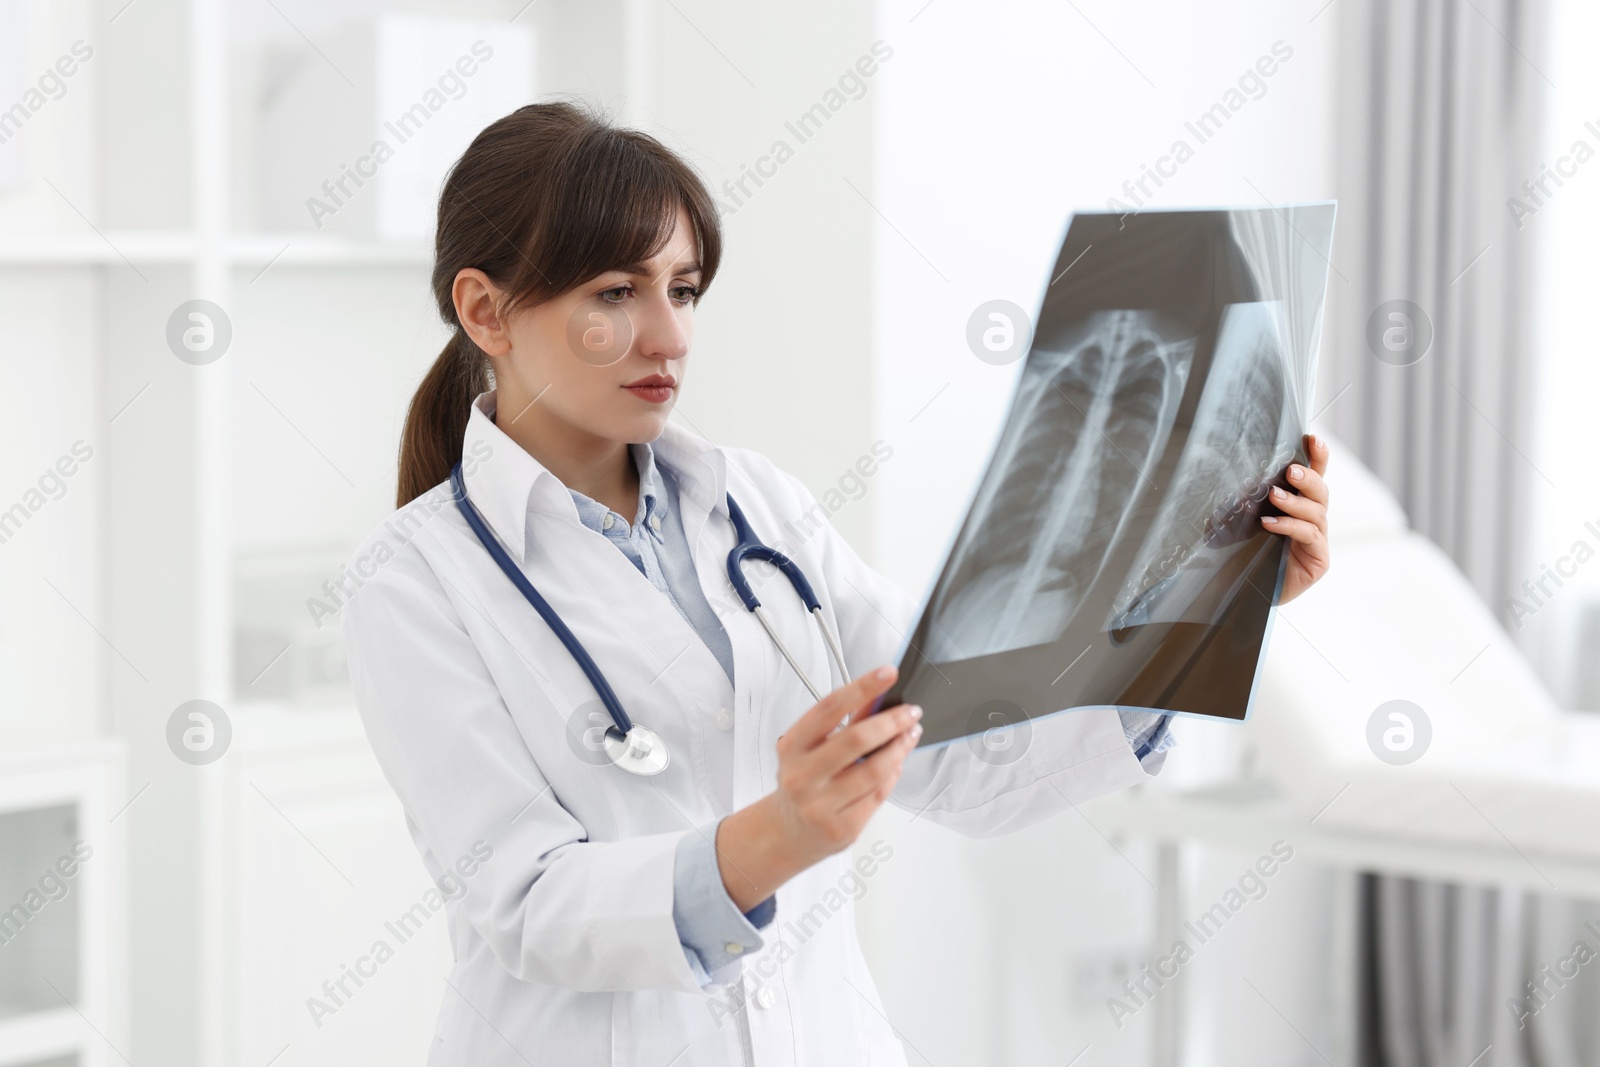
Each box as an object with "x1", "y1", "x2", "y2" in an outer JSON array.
[{"x1": 884, "y1": 204, "x2": 1336, "y2": 749}]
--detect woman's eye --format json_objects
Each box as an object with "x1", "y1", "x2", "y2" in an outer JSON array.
[{"x1": 597, "y1": 283, "x2": 698, "y2": 306}]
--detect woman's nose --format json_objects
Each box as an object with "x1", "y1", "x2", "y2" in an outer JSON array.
[{"x1": 632, "y1": 296, "x2": 691, "y2": 362}]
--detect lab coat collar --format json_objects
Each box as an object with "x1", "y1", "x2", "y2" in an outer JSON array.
[
  {"x1": 460, "y1": 390, "x2": 730, "y2": 566},
  {"x1": 651, "y1": 418, "x2": 730, "y2": 526}
]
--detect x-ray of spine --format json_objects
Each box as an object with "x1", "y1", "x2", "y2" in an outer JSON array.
[
  {"x1": 1108, "y1": 301, "x2": 1298, "y2": 631},
  {"x1": 925, "y1": 310, "x2": 1195, "y2": 662}
]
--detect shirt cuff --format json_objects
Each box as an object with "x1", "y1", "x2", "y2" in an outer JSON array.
[
  {"x1": 1117, "y1": 709, "x2": 1176, "y2": 776},
  {"x1": 672, "y1": 820, "x2": 777, "y2": 987}
]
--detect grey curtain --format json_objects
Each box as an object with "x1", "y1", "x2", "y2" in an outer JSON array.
[
  {"x1": 1323, "y1": 1, "x2": 1600, "y2": 1066},
  {"x1": 1326, "y1": 0, "x2": 1544, "y2": 606}
]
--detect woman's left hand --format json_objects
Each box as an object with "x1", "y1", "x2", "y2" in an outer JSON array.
[{"x1": 1261, "y1": 433, "x2": 1331, "y2": 604}]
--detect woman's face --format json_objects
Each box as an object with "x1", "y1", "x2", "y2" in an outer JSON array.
[{"x1": 461, "y1": 203, "x2": 703, "y2": 450}]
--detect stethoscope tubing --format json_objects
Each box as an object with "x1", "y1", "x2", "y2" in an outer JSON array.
[
  {"x1": 450, "y1": 463, "x2": 637, "y2": 737},
  {"x1": 451, "y1": 461, "x2": 850, "y2": 763},
  {"x1": 723, "y1": 494, "x2": 849, "y2": 699}
]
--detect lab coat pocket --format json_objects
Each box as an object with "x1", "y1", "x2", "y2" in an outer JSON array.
[
  {"x1": 610, "y1": 987, "x2": 745, "y2": 1067},
  {"x1": 846, "y1": 997, "x2": 909, "y2": 1066},
  {"x1": 867, "y1": 1027, "x2": 908, "y2": 1067},
  {"x1": 427, "y1": 987, "x2": 462, "y2": 1065},
  {"x1": 848, "y1": 968, "x2": 908, "y2": 1067}
]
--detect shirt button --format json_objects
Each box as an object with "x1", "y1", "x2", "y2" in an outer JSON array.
[
  {"x1": 650, "y1": 514, "x2": 662, "y2": 531},
  {"x1": 754, "y1": 986, "x2": 777, "y2": 1010},
  {"x1": 724, "y1": 941, "x2": 745, "y2": 956},
  {"x1": 602, "y1": 514, "x2": 616, "y2": 530}
]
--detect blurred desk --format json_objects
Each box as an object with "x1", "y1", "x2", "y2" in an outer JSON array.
[
  {"x1": 1087, "y1": 777, "x2": 1600, "y2": 900},
  {"x1": 1083, "y1": 778, "x2": 1600, "y2": 1067}
]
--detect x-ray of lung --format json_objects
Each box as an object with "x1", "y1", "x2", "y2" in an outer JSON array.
[
  {"x1": 924, "y1": 310, "x2": 1197, "y2": 661},
  {"x1": 1108, "y1": 301, "x2": 1298, "y2": 632},
  {"x1": 885, "y1": 205, "x2": 1335, "y2": 749}
]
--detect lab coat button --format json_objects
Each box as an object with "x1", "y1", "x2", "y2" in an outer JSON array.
[
  {"x1": 754, "y1": 986, "x2": 776, "y2": 1009},
  {"x1": 724, "y1": 941, "x2": 745, "y2": 955},
  {"x1": 714, "y1": 708, "x2": 733, "y2": 730}
]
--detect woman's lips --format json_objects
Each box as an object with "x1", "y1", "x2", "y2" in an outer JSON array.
[{"x1": 623, "y1": 384, "x2": 674, "y2": 403}]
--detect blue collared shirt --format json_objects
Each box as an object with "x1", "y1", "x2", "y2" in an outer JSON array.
[{"x1": 567, "y1": 443, "x2": 1173, "y2": 985}]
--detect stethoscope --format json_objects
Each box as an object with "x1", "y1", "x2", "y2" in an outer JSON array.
[{"x1": 450, "y1": 462, "x2": 849, "y2": 776}]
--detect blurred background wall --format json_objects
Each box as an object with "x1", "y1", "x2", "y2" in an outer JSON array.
[{"x1": 0, "y1": 0, "x2": 1595, "y2": 1065}]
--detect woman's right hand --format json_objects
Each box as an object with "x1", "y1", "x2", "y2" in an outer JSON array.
[{"x1": 714, "y1": 665, "x2": 922, "y2": 912}]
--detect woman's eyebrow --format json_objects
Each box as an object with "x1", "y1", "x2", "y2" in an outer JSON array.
[{"x1": 619, "y1": 260, "x2": 702, "y2": 278}]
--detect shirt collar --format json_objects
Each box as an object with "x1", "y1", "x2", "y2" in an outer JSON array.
[
  {"x1": 458, "y1": 389, "x2": 729, "y2": 565},
  {"x1": 567, "y1": 442, "x2": 664, "y2": 539}
]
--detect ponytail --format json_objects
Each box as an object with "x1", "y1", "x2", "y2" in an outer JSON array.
[
  {"x1": 394, "y1": 100, "x2": 724, "y2": 508},
  {"x1": 396, "y1": 331, "x2": 490, "y2": 507}
]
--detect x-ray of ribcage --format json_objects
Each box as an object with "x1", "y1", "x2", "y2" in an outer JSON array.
[
  {"x1": 925, "y1": 310, "x2": 1195, "y2": 662},
  {"x1": 1108, "y1": 302, "x2": 1297, "y2": 631},
  {"x1": 884, "y1": 205, "x2": 1335, "y2": 742}
]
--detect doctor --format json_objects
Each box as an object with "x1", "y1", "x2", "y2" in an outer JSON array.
[{"x1": 342, "y1": 101, "x2": 1332, "y2": 1067}]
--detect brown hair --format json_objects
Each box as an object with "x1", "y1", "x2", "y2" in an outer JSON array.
[{"x1": 396, "y1": 101, "x2": 724, "y2": 506}]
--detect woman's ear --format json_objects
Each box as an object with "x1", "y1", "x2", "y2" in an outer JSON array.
[{"x1": 453, "y1": 268, "x2": 513, "y2": 356}]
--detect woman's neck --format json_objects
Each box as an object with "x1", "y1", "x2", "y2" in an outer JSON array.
[{"x1": 495, "y1": 399, "x2": 639, "y2": 519}]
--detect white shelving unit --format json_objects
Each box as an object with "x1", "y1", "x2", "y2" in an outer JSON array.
[
  {"x1": 0, "y1": 234, "x2": 430, "y2": 267},
  {"x1": 0, "y1": 744, "x2": 120, "y2": 1067},
  {"x1": 4, "y1": 0, "x2": 878, "y2": 1061},
  {"x1": 2, "y1": 0, "x2": 526, "y2": 1062}
]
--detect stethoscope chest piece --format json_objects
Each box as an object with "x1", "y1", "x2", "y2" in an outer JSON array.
[{"x1": 603, "y1": 724, "x2": 670, "y2": 776}]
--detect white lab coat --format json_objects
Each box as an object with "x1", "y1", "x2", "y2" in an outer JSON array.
[{"x1": 341, "y1": 391, "x2": 1150, "y2": 1066}]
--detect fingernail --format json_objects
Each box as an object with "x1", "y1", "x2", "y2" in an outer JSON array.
[
  {"x1": 1271, "y1": 486, "x2": 1287, "y2": 500},
  {"x1": 873, "y1": 666, "x2": 894, "y2": 681},
  {"x1": 1262, "y1": 515, "x2": 1279, "y2": 525},
  {"x1": 1289, "y1": 465, "x2": 1304, "y2": 481},
  {"x1": 907, "y1": 704, "x2": 923, "y2": 721},
  {"x1": 909, "y1": 723, "x2": 924, "y2": 741}
]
